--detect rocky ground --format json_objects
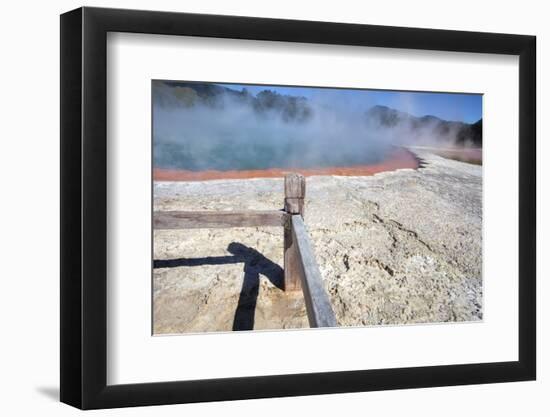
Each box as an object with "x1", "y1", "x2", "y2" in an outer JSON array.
[{"x1": 153, "y1": 150, "x2": 482, "y2": 334}]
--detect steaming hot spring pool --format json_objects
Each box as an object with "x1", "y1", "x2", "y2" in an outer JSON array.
[{"x1": 153, "y1": 145, "x2": 420, "y2": 182}]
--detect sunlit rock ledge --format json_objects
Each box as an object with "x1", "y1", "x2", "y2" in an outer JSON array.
[{"x1": 153, "y1": 150, "x2": 482, "y2": 334}]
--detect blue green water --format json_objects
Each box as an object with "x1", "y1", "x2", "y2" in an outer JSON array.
[{"x1": 153, "y1": 138, "x2": 389, "y2": 171}]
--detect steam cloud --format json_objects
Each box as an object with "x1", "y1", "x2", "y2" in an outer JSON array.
[{"x1": 152, "y1": 82, "x2": 481, "y2": 171}]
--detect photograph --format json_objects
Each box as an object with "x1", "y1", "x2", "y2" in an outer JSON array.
[{"x1": 152, "y1": 80, "x2": 483, "y2": 335}]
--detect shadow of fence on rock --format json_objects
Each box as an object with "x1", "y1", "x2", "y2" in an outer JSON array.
[{"x1": 154, "y1": 242, "x2": 284, "y2": 331}]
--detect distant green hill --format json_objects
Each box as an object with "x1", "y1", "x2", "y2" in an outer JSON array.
[
  {"x1": 153, "y1": 80, "x2": 312, "y2": 123},
  {"x1": 365, "y1": 105, "x2": 482, "y2": 146}
]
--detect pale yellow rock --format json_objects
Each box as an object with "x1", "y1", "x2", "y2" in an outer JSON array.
[{"x1": 153, "y1": 151, "x2": 482, "y2": 334}]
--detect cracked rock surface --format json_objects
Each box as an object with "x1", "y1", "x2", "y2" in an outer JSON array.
[{"x1": 153, "y1": 150, "x2": 482, "y2": 334}]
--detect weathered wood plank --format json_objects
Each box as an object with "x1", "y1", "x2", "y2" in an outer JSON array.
[
  {"x1": 283, "y1": 226, "x2": 301, "y2": 291},
  {"x1": 291, "y1": 215, "x2": 338, "y2": 328},
  {"x1": 284, "y1": 173, "x2": 305, "y2": 215},
  {"x1": 154, "y1": 210, "x2": 288, "y2": 229},
  {"x1": 284, "y1": 172, "x2": 306, "y2": 290}
]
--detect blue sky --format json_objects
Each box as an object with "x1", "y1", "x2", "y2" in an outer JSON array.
[{"x1": 220, "y1": 83, "x2": 482, "y2": 124}]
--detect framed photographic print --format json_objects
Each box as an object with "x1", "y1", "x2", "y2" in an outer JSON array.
[{"x1": 60, "y1": 6, "x2": 536, "y2": 409}]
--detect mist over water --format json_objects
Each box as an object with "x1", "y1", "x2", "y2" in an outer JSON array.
[{"x1": 152, "y1": 82, "x2": 482, "y2": 171}]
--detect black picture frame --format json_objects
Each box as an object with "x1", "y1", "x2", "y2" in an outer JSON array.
[{"x1": 60, "y1": 6, "x2": 536, "y2": 410}]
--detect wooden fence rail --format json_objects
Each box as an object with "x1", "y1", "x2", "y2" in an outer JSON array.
[
  {"x1": 289, "y1": 215, "x2": 338, "y2": 327},
  {"x1": 153, "y1": 173, "x2": 337, "y2": 328},
  {"x1": 154, "y1": 210, "x2": 288, "y2": 229}
]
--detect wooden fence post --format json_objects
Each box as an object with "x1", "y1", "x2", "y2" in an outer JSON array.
[
  {"x1": 284, "y1": 173, "x2": 305, "y2": 217},
  {"x1": 284, "y1": 173, "x2": 305, "y2": 291}
]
